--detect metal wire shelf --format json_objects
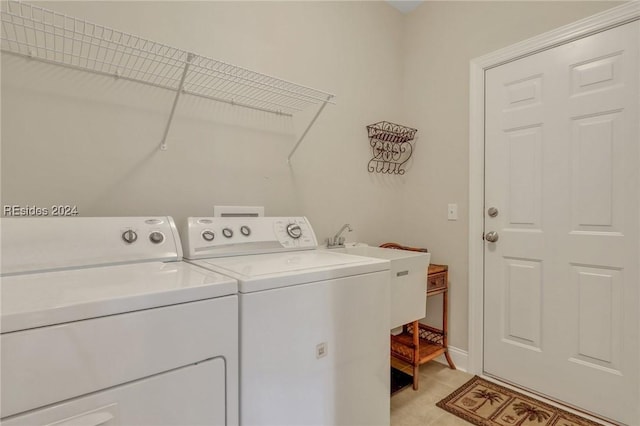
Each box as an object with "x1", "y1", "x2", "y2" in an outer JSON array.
[{"x1": 0, "y1": 1, "x2": 335, "y2": 155}]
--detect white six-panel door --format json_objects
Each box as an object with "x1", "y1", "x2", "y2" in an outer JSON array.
[{"x1": 484, "y1": 21, "x2": 638, "y2": 425}]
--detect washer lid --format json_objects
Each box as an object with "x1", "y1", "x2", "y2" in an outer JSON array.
[
  {"x1": 192, "y1": 250, "x2": 390, "y2": 293},
  {"x1": 1, "y1": 261, "x2": 237, "y2": 333}
]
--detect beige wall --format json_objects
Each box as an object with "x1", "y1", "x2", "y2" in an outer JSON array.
[
  {"x1": 1, "y1": 1, "x2": 623, "y2": 356},
  {"x1": 1, "y1": 1, "x2": 406, "y2": 243},
  {"x1": 401, "y1": 1, "x2": 622, "y2": 351}
]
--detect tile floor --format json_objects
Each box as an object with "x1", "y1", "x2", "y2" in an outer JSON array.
[{"x1": 390, "y1": 360, "x2": 473, "y2": 426}]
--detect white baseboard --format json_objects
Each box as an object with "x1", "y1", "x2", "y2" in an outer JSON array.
[{"x1": 433, "y1": 346, "x2": 468, "y2": 372}]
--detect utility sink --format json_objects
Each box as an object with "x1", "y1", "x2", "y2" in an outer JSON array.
[{"x1": 331, "y1": 245, "x2": 430, "y2": 329}]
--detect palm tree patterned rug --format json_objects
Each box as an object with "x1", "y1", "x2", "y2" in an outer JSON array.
[{"x1": 436, "y1": 376, "x2": 603, "y2": 426}]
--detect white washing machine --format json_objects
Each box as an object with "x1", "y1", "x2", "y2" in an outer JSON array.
[
  {"x1": 182, "y1": 217, "x2": 391, "y2": 426},
  {"x1": 1, "y1": 217, "x2": 239, "y2": 426}
]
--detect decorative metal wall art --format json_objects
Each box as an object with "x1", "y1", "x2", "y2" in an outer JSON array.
[{"x1": 366, "y1": 121, "x2": 417, "y2": 175}]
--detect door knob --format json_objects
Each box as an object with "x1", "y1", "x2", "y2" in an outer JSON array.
[{"x1": 485, "y1": 231, "x2": 499, "y2": 242}]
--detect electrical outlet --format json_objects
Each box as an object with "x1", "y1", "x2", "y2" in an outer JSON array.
[
  {"x1": 316, "y1": 342, "x2": 327, "y2": 359},
  {"x1": 448, "y1": 204, "x2": 458, "y2": 221}
]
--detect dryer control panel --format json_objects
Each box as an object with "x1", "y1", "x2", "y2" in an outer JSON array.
[
  {"x1": 1, "y1": 217, "x2": 182, "y2": 276},
  {"x1": 182, "y1": 217, "x2": 318, "y2": 259}
]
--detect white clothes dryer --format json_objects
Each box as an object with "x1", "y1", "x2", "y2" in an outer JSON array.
[
  {"x1": 182, "y1": 216, "x2": 391, "y2": 426},
  {"x1": 1, "y1": 217, "x2": 238, "y2": 426}
]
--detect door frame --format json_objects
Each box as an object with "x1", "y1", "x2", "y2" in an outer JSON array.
[{"x1": 468, "y1": 1, "x2": 640, "y2": 378}]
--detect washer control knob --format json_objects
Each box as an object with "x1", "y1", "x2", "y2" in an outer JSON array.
[
  {"x1": 222, "y1": 228, "x2": 234, "y2": 238},
  {"x1": 240, "y1": 225, "x2": 251, "y2": 237},
  {"x1": 286, "y1": 223, "x2": 302, "y2": 239},
  {"x1": 122, "y1": 229, "x2": 138, "y2": 244},
  {"x1": 202, "y1": 230, "x2": 215, "y2": 242},
  {"x1": 149, "y1": 231, "x2": 165, "y2": 244}
]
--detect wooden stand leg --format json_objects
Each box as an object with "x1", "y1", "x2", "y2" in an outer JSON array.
[
  {"x1": 442, "y1": 290, "x2": 456, "y2": 369},
  {"x1": 412, "y1": 320, "x2": 419, "y2": 390}
]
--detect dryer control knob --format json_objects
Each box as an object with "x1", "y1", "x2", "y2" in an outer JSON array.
[
  {"x1": 122, "y1": 229, "x2": 138, "y2": 244},
  {"x1": 202, "y1": 230, "x2": 215, "y2": 242},
  {"x1": 240, "y1": 225, "x2": 251, "y2": 236},
  {"x1": 222, "y1": 228, "x2": 234, "y2": 238},
  {"x1": 149, "y1": 231, "x2": 165, "y2": 244},
  {"x1": 286, "y1": 223, "x2": 302, "y2": 239}
]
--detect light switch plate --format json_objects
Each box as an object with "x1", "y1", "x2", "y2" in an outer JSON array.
[{"x1": 448, "y1": 204, "x2": 458, "y2": 221}]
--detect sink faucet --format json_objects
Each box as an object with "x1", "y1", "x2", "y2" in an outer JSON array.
[{"x1": 326, "y1": 223, "x2": 352, "y2": 248}]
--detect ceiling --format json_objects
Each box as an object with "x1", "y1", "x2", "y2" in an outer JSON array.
[{"x1": 386, "y1": 0, "x2": 424, "y2": 14}]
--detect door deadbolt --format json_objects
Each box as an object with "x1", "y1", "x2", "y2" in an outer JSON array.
[
  {"x1": 485, "y1": 231, "x2": 499, "y2": 243},
  {"x1": 487, "y1": 207, "x2": 499, "y2": 217}
]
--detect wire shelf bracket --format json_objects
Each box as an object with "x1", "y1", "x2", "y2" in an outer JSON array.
[
  {"x1": 160, "y1": 53, "x2": 193, "y2": 151},
  {"x1": 287, "y1": 95, "x2": 331, "y2": 164},
  {"x1": 0, "y1": 1, "x2": 335, "y2": 155}
]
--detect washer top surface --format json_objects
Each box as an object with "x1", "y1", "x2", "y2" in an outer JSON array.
[
  {"x1": 191, "y1": 250, "x2": 389, "y2": 293},
  {"x1": 1, "y1": 261, "x2": 237, "y2": 333}
]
